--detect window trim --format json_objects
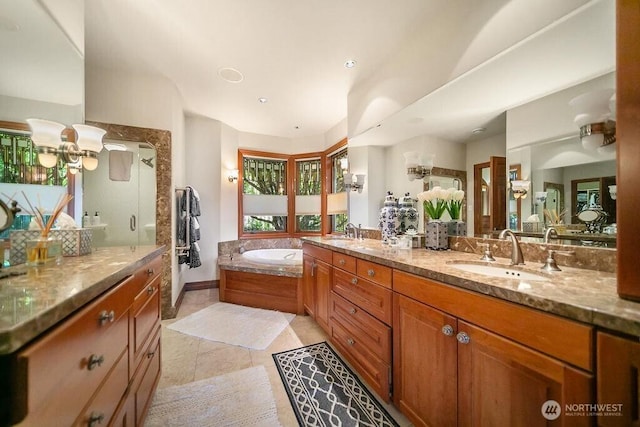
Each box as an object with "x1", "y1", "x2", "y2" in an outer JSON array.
[{"x1": 237, "y1": 138, "x2": 347, "y2": 239}]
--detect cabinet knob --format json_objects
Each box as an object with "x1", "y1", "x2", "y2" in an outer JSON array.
[
  {"x1": 441, "y1": 324, "x2": 454, "y2": 336},
  {"x1": 147, "y1": 268, "x2": 154, "y2": 275},
  {"x1": 147, "y1": 350, "x2": 156, "y2": 359},
  {"x1": 351, "y1": 277, "x2": 358, "y2": 285},
  {"x1": 349, "y1": 307, "x2": 357, "y2": 315},
  {"x1": 98, "y1": 310, "x2": 115, "y2": 325},
  {"x1": 88, "y1": 411, "x2": 105, "y2": 427},
  {"x1": 456, "y1": 332, "x2": 470, "y2": 345},
  {"x1": 87, "y1": 354, "x2": 105, "y2": 370},
  {"x1": 367, "y1": 269, "x2": 375, "y2": 277},
  {"x1": 339, "y1": 259, "x2": 345, "y2": 266},
  {"x1": 347, "y1": 338, "x2": 355, "y2": 346},
  {"x1": 147, "y1": 285, "x2": 155, "y2": 295}
]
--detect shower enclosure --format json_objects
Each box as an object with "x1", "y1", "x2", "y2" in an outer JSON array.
[{"x1": 82, "y1": 140, "x2": 156, "y2": 246}]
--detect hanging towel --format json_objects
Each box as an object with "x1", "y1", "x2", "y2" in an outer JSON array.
[
  {"x1": 109, "y1": 151, "x2": 134, "y2": 181},
  {"x1": 187, "y1": 186, "x2": 201, "y2": 216},
  {"x1": 190, "y1": 217, "x2": 201, "y2": 242},
  {"x1": 189, "y1": 242, "x2": 202, "y2": 268}
]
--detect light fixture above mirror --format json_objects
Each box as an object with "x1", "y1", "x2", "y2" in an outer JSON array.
[
  {"x1": 26, "y1": 119, "x2": 106, "y2": 171},
  {"x1": 569, "y1": 88, "x2": 616, "y2": 153},
  {"x1": 511, "y1": 180, "x2": 530, "y2": 199},
  {"x1": 404, "y1": 151, "x2": 435, "y2": 181}
]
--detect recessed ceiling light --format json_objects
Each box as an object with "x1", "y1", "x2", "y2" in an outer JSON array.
[
  {"x1": 218, "y1": 67, "x2": 244, "y2": 83},
  {"x1": 258, "y1": 97, "x2": 268, "y2": 104},
  {"x1": 344, "y1": 60, "x2": 357, "y2": 69},
  {"x1": 472, "y1": 127, "x2": 486, "y2": 134},
  {"x1": 294, "y1": 126, "x2": 300, "y2": 130}
]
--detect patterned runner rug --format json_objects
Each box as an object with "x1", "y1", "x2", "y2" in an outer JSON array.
[{"x1": 272, "y1": 342, "x2": 399, "y2": 427}]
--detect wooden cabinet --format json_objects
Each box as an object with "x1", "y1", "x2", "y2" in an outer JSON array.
[
  {"x1": 393, "y1": 270, "x2": 593, "y2": 427},
  {"x1": 302, "y1": 244, "x2": 332, "y2": 333},
  {"x1": 330, "y1": 254, "x2": 393, "y2": 401},
  {"x1": 12, "y1": 255, "x2": 162, "y2": 427},
  {"x1": 597, "y1": 331, "x2": 640, "y2": 426}
]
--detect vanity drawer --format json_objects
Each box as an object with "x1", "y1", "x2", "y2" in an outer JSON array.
[
  {"x1": 333, "y1": 269, "x2": 392, "y2": 325},
  {"x1": 330, "y1": 292, "x2": 391, "y2": 363},
  {"x1": 131, "y1": 255, "x2": 163, "y2": 296},
  {"x1": 132, "y1": 274, "x2": 161, "y2": 368},
  {"x1": 74, "y1": 347, "x2": 129, "y2": 427},
  {"x1": 16, "y1": 281, "x2": 130, "y2": 426},
  {"x1": 302, "y1": 243, "x2": 332, "y2": 264},
  {"x1": 330, "y1": 318, "x2": 390, "y2": 401},
  {"x1": 132, "y1": 326, "x2": 162, "y2": 427},
  {"x1": 333, "y1": 252, "x2": 357, "y2": 273},
  {"x1": 357, "y1": 259, "x2": 392, "y2": 289}
]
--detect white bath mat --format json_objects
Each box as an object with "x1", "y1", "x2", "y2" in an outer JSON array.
[
  {"x1": 168, "y1": 302, "x2": 295, "y2": 350},
  {"x1": 145, "y1": 365, "x2": 281, "y2": 426}
]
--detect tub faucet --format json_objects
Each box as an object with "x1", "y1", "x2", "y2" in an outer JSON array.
[
  {"x1": 344, "y1": 223, "x2": 359, "y2": 239},
  {"x1": 498, "y1": 229, "x2": 525, "y2": 265},
  {"x1": 543, "y1": 227, "x2": 558, "y2": 244}
]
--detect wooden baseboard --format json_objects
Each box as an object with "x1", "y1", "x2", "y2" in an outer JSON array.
[
  {"x1": 184, "y1": 280, "x2": 219, "y2": 291},
  {"x1": 172, "y1": 280, "x2": 219, "y2": 317}
]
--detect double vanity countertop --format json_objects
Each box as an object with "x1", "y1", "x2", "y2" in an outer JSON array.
[
  {"x1": 302, "y1": 237, "x2": 640, "y2": 338},
  {"x1": 0, "y1": 245, "x2": 165, "y2": 355}
]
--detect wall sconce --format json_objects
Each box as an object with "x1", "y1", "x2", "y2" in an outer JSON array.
[
  {"x1": 569, "y1": 88, "x2": 616, "y2": 153},
  {"x1": 403, "y1": 151, "x2": 435, "y2": 181},
  {"x1": 608, "y1": 185, "x2": 617, "y2": 200},
  {"x1": 228, "y1": 169, "x2": 239, "y2": 183},
  {"x1": 26, "y1": 119, "x2": 106, "y2": 171},
  {"x1": 534, "y1": 191, "x2": 548, "y2": 204},
  {"x1": 344, "y1": 173, "x2": 365, "y2": 193},
  {"x1": 511, "y1": 180, "x2": 530, "y2": 199}
]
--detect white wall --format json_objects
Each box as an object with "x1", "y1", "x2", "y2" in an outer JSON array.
[
  {"x1": 183, "y1": 115, "x2": 221, "y2": 283},
  {"x1": 86, "y1": 64, "x2": 186, "y2": 306},
  {"x1": 0, "y1": 95, "x2": 83, "y2": 125},
  {"x1": 465, "y1": 134, "x2": 506, "y2": 234}
]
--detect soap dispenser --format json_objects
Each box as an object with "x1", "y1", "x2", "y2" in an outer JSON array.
[{"x1": 91, "y1": 211, "x2": 101, "y2": 226}]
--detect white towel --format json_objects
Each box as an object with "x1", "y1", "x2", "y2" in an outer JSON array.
[{"x1": 109, "y1": 151, "x2": 134, "y2": 181}]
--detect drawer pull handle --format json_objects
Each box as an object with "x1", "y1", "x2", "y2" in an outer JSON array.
[
  {"x1": 339, "y1": 259, "x2": 345, "y2": 265},
  {"x1": 88, "y1": 411, "x2": 105, "y2": 427},
  {"x1": 442, "y1": 325, "x2": 454, "y2": 336},
  {"x1": 147, "y1": 350, "x2": 156, "y2": 359},
  {"x1": 349, "y1": 307, "x2": 357, "y2": 315},
  {"x1": 147, "y1": 268, "x2": 154, "y2": 275},
  {"x1": 98, "y1": 310, "x2": 115, "y2": 325},
  {"x1": 87, "y1": 354, "x2": 105, "y2": 370},
  {"x1": 351, "y1": 277, "x2": 358, "y2": 285},
  {"x1": 456, "y1": 332, "x2": 470, "y2": 345},
  {"x1": 147, "y1": 285, "x2": 155, "y2": 295},
  {"x1": 367, "y1": 269, "x2": 375, "y2": 277},
  {"x1": 347, "y1": 338, "x2": 355, "y2": 346}
]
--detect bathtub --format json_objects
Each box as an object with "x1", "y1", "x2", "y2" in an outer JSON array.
[{"x1": 242, "y1": 249, "x2": 303, "y2": 266}]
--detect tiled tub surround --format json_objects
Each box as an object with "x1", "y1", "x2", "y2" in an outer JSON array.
[
  {"x1": 0, "y1": 245, "x2": 166, "y2": 355},
  {"x1": 301, "y1": 236, "x2": 638, "y2": 337},
  {"x1": 217, "y1": 238, "x2": 304, "y2": 314}
]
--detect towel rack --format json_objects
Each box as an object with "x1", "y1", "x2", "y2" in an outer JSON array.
[{"x1": 175, "y1": 187, "x2": 191, "y2": 256}]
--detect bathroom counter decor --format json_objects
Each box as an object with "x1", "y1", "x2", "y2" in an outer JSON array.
[{"x1": 10, "y1": 228, "x2": 93, "y2": 264}]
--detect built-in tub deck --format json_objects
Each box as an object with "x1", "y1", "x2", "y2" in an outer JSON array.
[{"x1": 217, "y1": 243, "x2": 304, "y2": 315}]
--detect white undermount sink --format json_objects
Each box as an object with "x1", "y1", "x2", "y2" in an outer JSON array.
[{"x1": 448, "y1": 262, "x2": 550, "y2": 282}]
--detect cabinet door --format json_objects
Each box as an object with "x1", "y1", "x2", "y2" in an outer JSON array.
[
  {"x1": 393, "y1": 294, "x2": 458, "y2": 427},
  {"x1": 457, "y1": 320, "x2": 593, "y2": 427},
  {"x1": 314, "y1": 259, "x2": 332, "y2": 333},
  {"x1": 302, "y1": 254, "x2": 316, "y2": 317},
  {"x1": 597, "y1": 331, "x2": 640, "y2": 427}
]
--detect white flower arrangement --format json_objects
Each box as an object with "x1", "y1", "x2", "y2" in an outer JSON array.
[{"x1": 417, "y1": 186, "x2": 451, "y2": 220}]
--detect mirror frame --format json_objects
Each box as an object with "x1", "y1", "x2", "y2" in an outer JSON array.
[{"x1": 86, "y1": 121, "x2": 174, "y2": 318}]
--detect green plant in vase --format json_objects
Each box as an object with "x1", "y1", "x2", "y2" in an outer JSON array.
[
  {"x1": 417, "y1": 186, "x2": 450, "y2": 221},
  {"x1": 446, "y1": 188, "x2": 465, "y2": 221}
]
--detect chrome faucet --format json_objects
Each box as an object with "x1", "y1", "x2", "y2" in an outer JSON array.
[
  {"x1": 344, "y1": 223, "x2": 359, "y2": 239},
  {"x1": 498, "y1": 229, "x2": 525, "y2": 265},
  {"x1": 543, "y1": 227, "x2": 558, "y2": 244}
]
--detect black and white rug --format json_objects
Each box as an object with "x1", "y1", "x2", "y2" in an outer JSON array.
[{"x1": 272, "y1": 342, "x2": 399, "y2": 427}]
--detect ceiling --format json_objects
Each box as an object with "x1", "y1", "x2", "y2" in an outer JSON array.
[{"x1": 6, "y1": 0, "x2": 614, "y2": 145}]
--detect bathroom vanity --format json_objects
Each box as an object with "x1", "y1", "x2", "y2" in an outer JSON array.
[
  {"x1": 302, "y1": 236, "x2": 640, "y2": 426},
  {"x1": 0, "y1": 245, "x2": 164, "y2": 426}
]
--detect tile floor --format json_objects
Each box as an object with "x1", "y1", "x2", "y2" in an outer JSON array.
[{"x1": 158, "y1": 288, "x2": 411, "y2": 426}]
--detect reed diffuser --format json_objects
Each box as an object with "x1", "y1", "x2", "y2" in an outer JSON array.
[{"x1": 18, "y1": 192, "x2": 73, "y2": 265}]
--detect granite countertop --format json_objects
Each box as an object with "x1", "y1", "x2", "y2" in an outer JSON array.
[
  {"x1": 302, "y1": 237, "x2": 640, "y2": 337},
  {"x1": 0, "y1": 245, "x2": 165, "y2": 355}
]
